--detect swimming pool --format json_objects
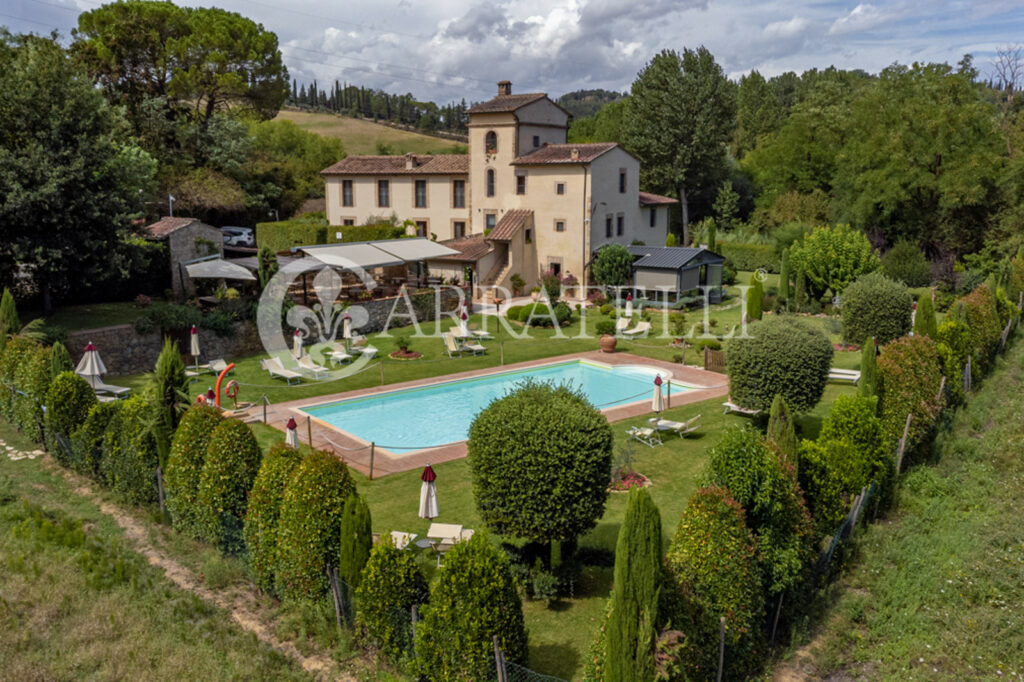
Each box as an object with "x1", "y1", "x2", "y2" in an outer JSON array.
[{"x1": 301, "y1": 359, "x2": 692, "y2": 453}]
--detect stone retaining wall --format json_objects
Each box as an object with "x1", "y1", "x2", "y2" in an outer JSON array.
[{"x1": 67, "y1": 287, "x2": 465, "y2": 374}]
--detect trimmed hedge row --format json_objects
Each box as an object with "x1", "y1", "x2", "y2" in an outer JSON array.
[
  {"x1": 719, "y1": 242, "x2": 780, "y2": 273},
  {"x1": 244, "y1": 443, "x2": 303, "y2": 595},
  {"x1": 165, "y1": 405, "x2": 224, "y2": 538},
  {"x1": 195, "y1": 418, "x2": 262, "y2": 552},
  {"x1": 256, "y1": 219, "x2": 406, "y2": 252}
]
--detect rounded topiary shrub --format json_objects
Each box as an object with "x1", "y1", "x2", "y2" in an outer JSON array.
[
  {"x1": 194, "y1": 419, "x2": 262, "y2": 552},
  {"x1": 877, "y1": 334, "x2": 942, "y2": 452},
  {"x1": 553, "y1": 301, "x2": 573, "y2": 327},
  {"x1": 44, "y1": 370, "x2": 97, "y2": 458},
  {"x1": 100, "y1": 395, "x2": 160, "y2": 505},
  {"x1": 355, "y1": 535, "x2": 430, "y2": 663},
  {"x1": 415, "y1": 533, "x2": 528, "y2": 680},
  {"x1": 244, "y1": 442, "x2": 302, "y2": 594},
  {"x1": 841, "y1": 272, "x2": 912, "y2": 345},
  {"x1": 881, "y1": 240, "x2": 931, "y2": 287},
  {"x1": 518, "y1": 303, "x2": 552, "y2": 326},
  {"x1": 70, "y1": 400, "x2": 122, "y2": 479},
  {"x1": 468, "y1": 381, "x2": 613, "y2": 552},
  {"x1": 664, "y1": 486, "x2": 764, "y2": 679},
  {"x1": 0, "y1": 337, "x2": 40, "y2": 423},
  {"x1": 165, "y1": 405, "x2": 223, "y2": 538},
  {"x1": 953, "y1": 284, "x2": 1003, "y2": 373},
  {"x1": 726, "y1": 316, "x2": 833, "y2": 413},
  {"x1": 276, "y1": 449, "x2": 356, "y2": 600},
  {"x1": 703, "y1": 426, "x2": 814, "y2": 597},
  {"x1": 14, "y1": 345, "x2": 51, "y2": 445}
]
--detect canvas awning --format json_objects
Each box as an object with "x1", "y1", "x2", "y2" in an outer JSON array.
[
  {"x1": 185, "y1": 258, "x2": 257, "y2": 281},
  {"x1": 299, "y1": 238, "x2": 460, "y2": 270}
]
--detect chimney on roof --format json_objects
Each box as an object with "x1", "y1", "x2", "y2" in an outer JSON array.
[
  {"x1": 570, "y1": 147, "x2": 580, "y2": 160},
  {"x1": 497, "y1": 80, "x2": 512, "y2": 96},
  {"x1": 404, "y1": 152, "x2": 417, "y2": 170}
]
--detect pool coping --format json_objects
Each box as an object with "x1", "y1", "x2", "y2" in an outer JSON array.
[{"x1": 248, "y1": 351, "x2": 729, "y2": 478}]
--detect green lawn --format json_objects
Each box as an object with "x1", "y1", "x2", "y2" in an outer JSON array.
[
  {"x1": 275, "y1": 109, "x2": 466, "y2": 156},
  {"x1": 772, "y1": 339, "x2": 1024, "y2": 678},
  {"x1": 31, "y1": 301, "x2": 145, "y2": 333}
]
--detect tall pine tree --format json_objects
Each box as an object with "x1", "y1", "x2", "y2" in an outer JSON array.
[
  {"x1": 607, "y1": 487, "x2": 662, "y2": 682},
  {"x1": 860, "y1": 336, "x2": 878, "y2": 399},
  {"x1": 338, "y1": 493, "x2": 373, "y2": 588},
  {"x1": 766, "y1": 394, "x2": 798, "y2": 466},
  {"x1": 914, "y1": 291, "x2": 937, "y2": 338}
]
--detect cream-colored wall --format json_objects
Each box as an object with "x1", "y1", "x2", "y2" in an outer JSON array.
[
  {"x1": 587, "y1": 148, "x2": 668, "y2": 251},
  {"x1": 325, "y1": 175, "x2": 469, "y2": 240},
  {"x1": 468, "y1": 112, "x2": 518, "y2": 234}
]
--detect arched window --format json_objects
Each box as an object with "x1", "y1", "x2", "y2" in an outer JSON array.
[
  {"x1": 486, "y1": 169, "x2": 495, "y2": 197},
  {"x1": 485, "y1": 130, "x2": 497, "y2": 153}
]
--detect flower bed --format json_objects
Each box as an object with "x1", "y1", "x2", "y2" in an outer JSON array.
[{"x1": 608, "y1": 470, "x2": 649, "y2": 492}]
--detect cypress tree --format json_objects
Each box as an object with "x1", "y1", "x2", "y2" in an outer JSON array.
[
  {"x1": 766, "y1": 394, "x2": 798, "y2": 466},
  {"x1": 860, "y1": 336, "x2": 878, "y2": 399},
  {"x1": 338, "y1": 493, "x2": 373, "y2": 588},
  {"x1": 707, "y1": 219, "x2": 716, "y2": 253},
  {"x1": 914, "y1": 291, "x2": 937, "y2": 339},
  {"x1": 49, "y1": 341, "x2": 73, "y2": 378},
  {"x1": 0, "y1": 287, "x2": 19, "y2": 352},
  {"x1": 779, "y1": 250, "x2": 790, "y2": 305},
  {"x1": 148, "y1": 338, "x2": 188, "y2": 468},
  {"x1": 746, "y1": 274, "x2": 763, "y2": 321},
  {"x1": 607, "y1": 487, "x2": 662, "y2": 682}
]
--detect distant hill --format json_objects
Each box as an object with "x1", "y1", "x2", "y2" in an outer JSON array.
[
  {"x1": 557, "y1": 89, "x2": 627, "y2": 119},
  {"x1": 275, "y1": 110, "x2": 467, "y2": 157}
]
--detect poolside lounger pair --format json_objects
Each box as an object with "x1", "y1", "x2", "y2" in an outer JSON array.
[
  {"x1": 649, "y1": 414, "x2": 701, "y2": 438},
  {"x1": 627, "y1": 425, "x2": 662, "y2": 447},
  {"x1": 828, "y1": 368, "x2": 861, "y2": 384},
  {"x1": 443, "y1": 332, "x2": 486, "y2": 357},
  {"x1": 261, "y1": 357, "x2": 302, "y2": 385},
  {"x1": 621, "y1": 321, "x2": 652, "y2": 338}
]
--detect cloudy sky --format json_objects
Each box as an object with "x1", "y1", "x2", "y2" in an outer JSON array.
[{"x1": 5, "y1": 0, "x2": 1024, "y2": 103}]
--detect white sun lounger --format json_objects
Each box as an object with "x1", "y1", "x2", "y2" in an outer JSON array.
[
  {"x1": 626, "y1": 425, "x2": 662, "y2": 447},
  {"x1": 427, "y1": 522, "x2": 467, "y2": 566},
  {"x1": 297, "y1": 355, "x2": 329, "y2": 379},
  {"x1": 81, "y1": 376, "x2": 131, "y2": 398},
  {"x1": 828, "y1": 368, "x2": 861, "y2": 384},
  {"x1": 621, "y1": 321, "x2": 652, "y2": 338},
  {"x1": 649, "y1": 414, "x2": 701, "y2": 438},
  {"x1": 615, "y1": 317, "x2": 631, "y2": 333},
  {"x1": 261, "y1": 357, "x2": 301, "y2": 385},
  {"x1": 461, "y1": 339, "x2": 487, "y2": 355},
  {"x1": 443, "y1": 332, "x2": 464, "y2": 358},
  {"x1": 389, "y1": 531, "x2": 417, "y2": 550},
  {"x1": 723, "y1": 400, "x2": 761, "y2": 417}
]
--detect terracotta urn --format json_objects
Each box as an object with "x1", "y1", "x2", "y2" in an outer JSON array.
[{"x1": 599, "y1": 334, "x2": 617, "y2": 353}]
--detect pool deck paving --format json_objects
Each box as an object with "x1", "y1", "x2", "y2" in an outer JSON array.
[{"x1": 242, "y1": 351, "x2": 729, "y2": 478}]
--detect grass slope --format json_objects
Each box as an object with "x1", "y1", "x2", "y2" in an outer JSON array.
[
  {"x1": 0, "y1": 421, "x2": 310, "y2": 681},
  {"x1": 774, "y1": 339, "x2": 1024, "y2": 678},
  {"x1": 276, "y1": 110, "x2": 466, "y2": 156}
]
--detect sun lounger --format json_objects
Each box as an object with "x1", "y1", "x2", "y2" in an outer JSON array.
[
  {"x1": 615, "y1": 317, "x2": 631, "y2": 333},
  {"x1": 427, "y1": 522, "x2": 465, "y2": 566},
  {"x1": 828, "y1": 368, "x2": 861, "y2": 384},
  {"x1": 621, "y1": 321, "x2": 652, "y2": 338},
  {"x1": 95, "y1": 394, "x2": 118, "y2": 403},
  {"x1": 324, "y1": 342, "x2": 354, "y2": 364},
  {"x1": 723, "y1": 400, "x2": 760, "y2": 417},
  {"x1": 470, "y1": 327, "x2": 493, "y2": 340},
  {"x1": 626, "y1": 425, "x2": 662, "y2": 447},
  {"x1": 649, "y1": 414, "x2": 701, "y2": 438},
  {"x1": 261, "y1": 357, "x2": 301, "y2": 385},
  {"x1": 461, "y1": 339, "x2": 487, "y2": 355},
  {"x1": 389, "y1": 531, "x2": 417, "y2": 550},
  {"x1": 90, "y1": 379, "x2": 131, "y2": 398},
  {"x1": 297, "y1": 355, "x2": 328, "y2": 379},
  {"x1": 443, "y1": 332, "x2": 464, "y2": 358}
]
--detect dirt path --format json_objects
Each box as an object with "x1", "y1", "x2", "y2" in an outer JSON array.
[{"x1": 34, "y1": 455, "x2": 356, "y2": 682}]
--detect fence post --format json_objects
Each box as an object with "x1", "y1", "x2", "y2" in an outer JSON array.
[
  {"x1": 936, "y1": 375, "x2": 946, "y2": 403},
  {"x1": 306, "y1": 415, "x2": 313, "y2": 447},
  {"x1": 380, "y1": 360, "x2": 385, "y2": 386},
  {"x1": 717, "y1": 616, "x2": 726, "y2": 682},
  {"x1": 156, "y1": 465, "x2": 167, "y2": 517},
  {"x1": 369, "y1": 442, "x2": 375, "y2": 481},
  {"x1": 770, "y1": 593, "x2": 784, "y2": 645},
  {"x1": 411, "y1": 604, "x2": 418, "y2": 642},
  {"x1": 667, "y1": 379, "x2": 671, "y2": 410},
  {"x1": 963, "y1": 356, "x2": 972, "y2": 394},
  {"x1": 261, "y1": 394, "x2": 268, "y2": 423},
  {"x1": 895, "y1": 413, "x2": 912, "y2": 474},
  {"x1": 326, "y1": 565, "x2": 343, "y2": 631},
  {"x1": 493, "y1": 635, "x2": 507, "y2": 682}
]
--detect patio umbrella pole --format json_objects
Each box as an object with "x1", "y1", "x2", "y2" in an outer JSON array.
[
  {"x1": 369, "y1": 442, "x2": 375, "y2": 480},
  {"x1": 667, "y1": 379, "x2": 671, "y2": 410},
  {"x1": 306, "y1": 415, "x2": 312, "y2": 447}
]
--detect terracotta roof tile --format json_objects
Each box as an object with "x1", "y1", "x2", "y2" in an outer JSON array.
[
  {"x1": 432, "y1": 234, "x2": 493, "y2": 262},
  {"x1": 638, "y1": 191, "x2": 678, "y2": 206},
  {"x1": 488, "y1": 209, "x2": 532, "y2": 242},
  {"x1": 512, "y1": 143, "x2": 618, "y2": 165},
  {"x1": 321, "y1": 154, "x2": 469, "y2": 176},
  {"x1": 145, "y1": 216, "x2": 200, "y2": 239},
  {"x1": 466, "y1": 93, "x2": 548, "y2": 114}
]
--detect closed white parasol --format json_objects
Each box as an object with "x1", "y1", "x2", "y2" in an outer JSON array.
[
  {"x1": 74, "y1": 342, "x2": 107, "y2": 388},
  {"x1": 419, "y1": 464, "x2": 439, "y2": 519},
  {"x1": 285, "y1": 416, "x2": 299, "y2": 448},
  {"x1": 652, "y1": 374, "x2": 664, "y2": 414}
]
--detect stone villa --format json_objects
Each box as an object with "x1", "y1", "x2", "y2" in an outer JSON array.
[{"x1": 321, "y1": 80, "x2": 677, "y2": 299}]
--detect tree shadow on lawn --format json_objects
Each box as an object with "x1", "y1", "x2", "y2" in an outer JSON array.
[{"x1": 528, "y1": 642, "x2": 582, "y2": 681}]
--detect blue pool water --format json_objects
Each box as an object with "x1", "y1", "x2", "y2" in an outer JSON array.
[{"x1": 302, "y1": 360, "x2": 691, "y2": 453}]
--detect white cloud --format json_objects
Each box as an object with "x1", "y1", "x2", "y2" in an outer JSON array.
[
  {"x1": 829, "y1": 4, "x2": 889, "y2": 36},
  {"x1": 764, "y1": 16, "x2": 813, "y2": 40}
]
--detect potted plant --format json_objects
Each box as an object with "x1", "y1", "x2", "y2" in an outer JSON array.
[
  {"x1": 510, "y1": 273, "x2": 525, "y2": 297},
  {"x1": 530, "y1": 286, "x2": 541, "y2": 302},
  {"x1": 596, "y1": 319, "x2": 617, "y2": 353},
  {"x1": 561, "y1": 272, "x2": 579, "y2": 299}
]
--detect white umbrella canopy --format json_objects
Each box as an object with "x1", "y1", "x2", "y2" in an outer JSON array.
[
  {"x1": 285, "y1": 416, "x2": 299, "y2": 448},
  {"x1": 625, "y1": 293, "x2": 634, "y2": 318},
  {"x1": 292, "y1": 330, "x2": 303, "y2": 359},
  {"x1": 418, "y1": 464, "x2": 439, "y2": 519},
  {"x1": 74, "y1": 342, "x2": 107, "y2": 387},
  {"x1": 652, "y1": 375, "x2": 664, "y2": 414},
  {"x1": 189, "y1": 325, "x2": 200, "y2": 357}
]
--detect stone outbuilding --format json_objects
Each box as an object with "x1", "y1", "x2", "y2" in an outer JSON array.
[{"x1": 144, "y1": 216, "x2": 224, "y2": 296}]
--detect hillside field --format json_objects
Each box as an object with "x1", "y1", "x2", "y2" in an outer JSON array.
[{"x1": 275, "y1": 109, "x2": 466, "y2": 156}]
